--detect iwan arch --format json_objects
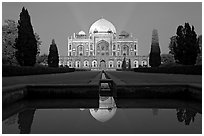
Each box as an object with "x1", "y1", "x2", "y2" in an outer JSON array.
[{"x1": 59, "y1": 18, "x2": 149, "y2": 70}]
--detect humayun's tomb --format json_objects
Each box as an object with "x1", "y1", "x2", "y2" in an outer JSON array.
[{"x1": 59, "y1": 18, "x2": 149, "y2": 70}]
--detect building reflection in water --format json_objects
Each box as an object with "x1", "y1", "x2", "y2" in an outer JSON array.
[
  {"x1": 90, "y1": 96, "x2": 117, "y2": 123},
  {"x1": 152, "y1": 108, "x2": 159, "y2": 116},
  {"x1": 9, "y1": 99, "x2": 199, "y2": 134}
]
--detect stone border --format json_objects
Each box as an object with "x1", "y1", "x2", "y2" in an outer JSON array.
[
  {"x1": 3, "y1": 84, "x2": 99, "y2": 106},
  {"x1": 114, "y1": 84, "x2": 201, "y2": 101},
  {"x1": 103, "y1": 71, "x2": 201, "y2": 101}
]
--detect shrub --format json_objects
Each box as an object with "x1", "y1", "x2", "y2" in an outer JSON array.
[{"x1": 75, "y1": 68, "x2": 91, "y2": 71}]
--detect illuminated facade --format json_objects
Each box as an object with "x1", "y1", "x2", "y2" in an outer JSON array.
[{"x1": 59, "y1": 18, "x2": 148, "y2": 70}]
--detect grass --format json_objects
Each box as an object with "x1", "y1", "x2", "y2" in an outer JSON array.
[
  {"x1": 2, "y1": 65, "x2": 75, "y2": 77},
  {"x1": 133, "y1": 65, "x2": 202, "y2": 75}
]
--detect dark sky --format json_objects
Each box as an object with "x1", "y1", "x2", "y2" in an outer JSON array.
[{"x1": 2, "y1": 2, "x2": 202, "y2": 56}]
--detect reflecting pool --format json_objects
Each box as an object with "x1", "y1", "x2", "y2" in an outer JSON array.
[{"x1": 2, "y1": 97, "x2": 202, "y2": 134}]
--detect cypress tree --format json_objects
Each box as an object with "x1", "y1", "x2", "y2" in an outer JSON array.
[
  {"x1": 128, "y1": 59, "x2": 131, "y2": 70},
  {"x1": 149, "y1": 29, "x2": 161, "y2": 67},
  {"x1": 48, "y1": 39, "x2": 59, "y2": 67},
  {"x1": 122, "y1": 57, "x2": 126, "y2": 70},
  {"x1": 14, "y1": 7, "x2": 37, "y2": 66}
]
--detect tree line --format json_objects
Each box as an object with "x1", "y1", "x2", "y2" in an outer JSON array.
[
  {"x1": 3, "y1": 7, "x2": 59, "y2": 67},
  {"x1": 149, "y1": 23, "x2": 201, "y2": 68}
]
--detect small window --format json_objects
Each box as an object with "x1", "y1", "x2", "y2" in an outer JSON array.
[
  {"x1": 84, "y1": 61, "x2": 89, "y2": 67},
  {"x1": 90, "y1": 44, "x2": 93, "y2": 50},
  {"x1": 117, "y1": 61, "x2": 121, "y2": 68},
  {"x1": 109, "y1": 61, "x2": 113, "y2": 68},
  {"x1": 80, "y1": 46, "x2": 83, "y2": 51},
  {"x1": 134, "y1": 60, "x2": 138, "y2": 68},
  {"x1": 101, "y1": 46, "x2": 105, "y2": 50},
  {"x1": 69, "y1": 45, "x2": 72, "y2": 50},
  {"x1": 113, "y1": 44, "x2": 116, "y2": 50},
  {"x1": 113, "y1": 52, "x2": 116, "y2": 56},
  {"x1": 92, "y1": 61, "x2": 97, "y2": 67},
  {"x1": 97, "y1": 51, "x2": 100, "y2": 55},
  {"x1": 134, "y1": 44, "x2": 137, "y2": 50}
]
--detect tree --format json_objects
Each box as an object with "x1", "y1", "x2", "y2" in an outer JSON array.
[
  {"x1": 128, "y1": 59, "x2": 131, "y2": 70},
  {"x1": 161, "y1": 54, "x2": 175, "y2": 64},
  {"x1": 35, "y1": 33, "x2": 42, "y2": 57},
  {"x1": 196, "y1": 35, "x2": 202, "y2": 65},
  {"x1": 169, "y1": 23, "x2": 200, "y2": 65},
  {"x1": 36, "y1": 54, "x2": 48, "y2": 65},
  {"x1": 14, "y1": 7, "x2": 37, "y2": 66},
  {"x1": 149, "y1": 29, "x2": 161, "y2": 67},
  {"x1": 121, "y1": 57, "x2": 126, "y2": 70},
  {"x1": 48, "y1": 39, "x2": 59, "y2": 67},
  {"x1": 3, "y1": 19, "x2": 41, "y2": 66},
  {"x1": 2, "y1": 19, "x2": 18, "y2": 65},
  {"x1": 169, "y1": 36, "x2": 177, "y2": 56}
]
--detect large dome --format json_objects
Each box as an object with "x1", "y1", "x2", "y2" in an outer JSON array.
[{"x1": 89, "y1": 18, "x2": 116, "y2": 34}]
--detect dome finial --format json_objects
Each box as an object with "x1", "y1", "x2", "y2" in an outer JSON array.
[{"x1": 101, "y1": 16, "x2": 104, "y2": 19}]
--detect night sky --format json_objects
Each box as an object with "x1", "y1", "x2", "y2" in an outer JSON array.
[{"x1": 2, "y1": 2, "x2": 202, "y2": 56}]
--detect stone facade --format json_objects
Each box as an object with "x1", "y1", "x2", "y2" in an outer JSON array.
[{"x1": 59, "y1": 18, "x2": 149, "y2": 70}]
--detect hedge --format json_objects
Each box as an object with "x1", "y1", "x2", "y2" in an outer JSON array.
[
  {"x1": 75, "y1": 68, "x2": 91, "y2": 71},
  {"x1": 2, "y1": 65, "x2": 75, "y2": 77},
  {"x1": 133, "y1": 65, "x2": 202, "y2": 75}
]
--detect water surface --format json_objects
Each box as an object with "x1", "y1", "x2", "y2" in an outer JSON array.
[{"x1": 3, "y1": 97, "x2": 201, "y2": 134}]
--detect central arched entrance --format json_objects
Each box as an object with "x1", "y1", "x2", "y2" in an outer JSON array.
[
  {"x1": 96, "y1": 40, "x2": 109, "y2": 56},
  {"x1": 100, "y1": 60, "x2": 106, "y2": 70}
]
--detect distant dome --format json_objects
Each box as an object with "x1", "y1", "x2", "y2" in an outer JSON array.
[
  {"x1": 78, "y1": 30, "x2": 86, "y2": 35},
  {"x1": 89, "y1": 18, "x2": 116, "y2": 34}
]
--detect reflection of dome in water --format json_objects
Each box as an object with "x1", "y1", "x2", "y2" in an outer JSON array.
[
  {"x1": 90, "y1": 108, "x2": 116, "y2": 122},
  {"x1": 89, "y1": 97, "x2": 117, "y2": 123},
  {"x1": 89, "y1": 18, "x2": 116, "y2": 34}
]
